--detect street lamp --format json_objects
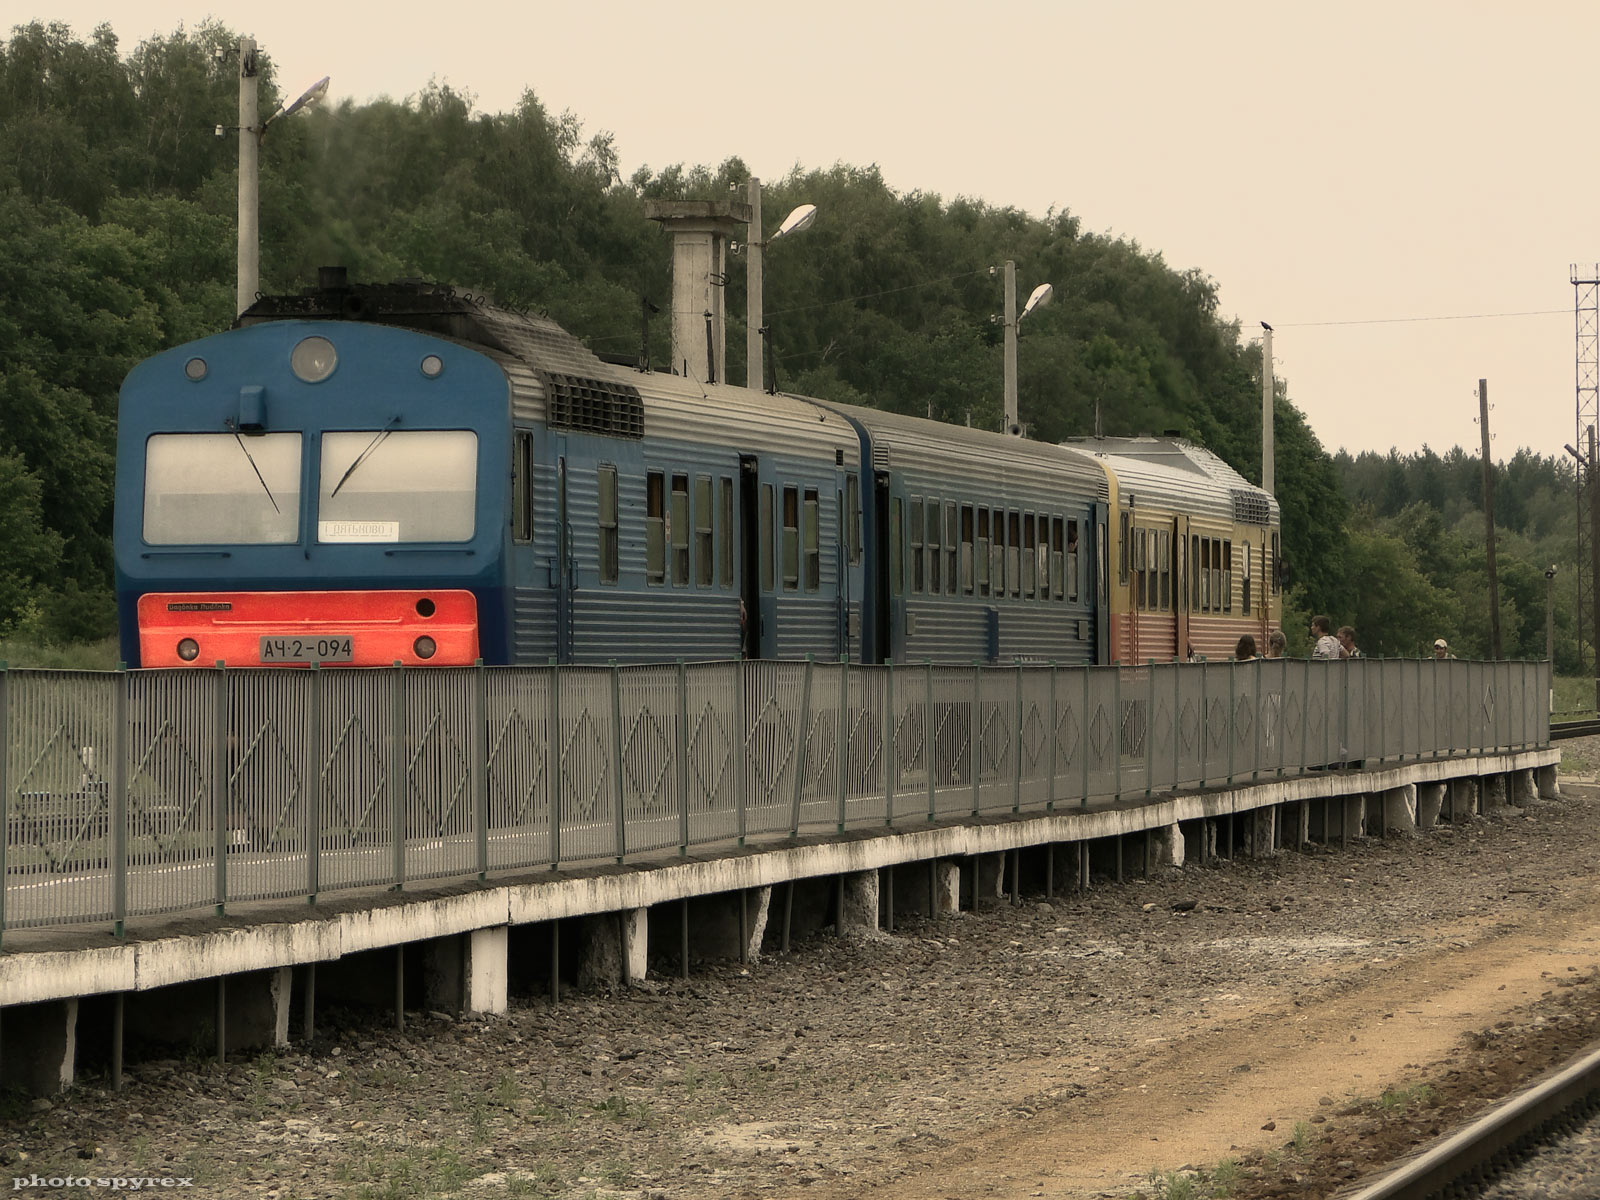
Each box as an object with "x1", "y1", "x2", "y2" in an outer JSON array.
[
  {"x1": 997, "y1": 261, "x2": 1052, "y2": 436},
  {"x1": 1546, "y1": 564, "x2": 1558, "y2": 712},
  {"x1": 745, "y1": 176, "x2": 817, "y2": 392},
  {"x1": 223, "y1": 37, "x2": 329, "y2": 316}
]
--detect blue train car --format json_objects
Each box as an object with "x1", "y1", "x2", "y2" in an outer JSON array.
[
  {"x1": 810, "y1": 402, "x2": 1109, "y2": 666},
  {"x1": 115, "y1": 278, "x2": 863, "y2": 668}
]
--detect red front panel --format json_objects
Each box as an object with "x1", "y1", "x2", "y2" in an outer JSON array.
[{"x1": 137, "y1": 590, "x2": 479, "y2": 668}]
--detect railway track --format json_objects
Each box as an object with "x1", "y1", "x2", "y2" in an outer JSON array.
[
  {"x1": 1332, "y1": 1041, "x2": 1600, "y2": 1199},
  {"x1": 1551, "y1": 718, "x2": 1600, "y2": 740}
]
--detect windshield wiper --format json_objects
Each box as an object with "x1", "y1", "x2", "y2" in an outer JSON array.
[
  {"x1": 329, "y1": 417, "x2": 399, "y2": 498},
  {"x1": 231, "y1": 431, "x2": 280, "y2": 514}
]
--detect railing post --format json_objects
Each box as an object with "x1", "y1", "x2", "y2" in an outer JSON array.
[
  {"x1": 548, "y1": 658, "x2": 561, "y2": 870},
  {"x1": 970, "y1": 662, "x2": 981, "y2": 817},
  {"x1": 1013, "y1": 662, "x2": 1024, "y2": 814},
  {"x1": 1197, "y1": 661, "x2": 1207, "y2": 789},
  {"x1": 1047, "y1": 662, "x2": 1057, "y2": 812},
  {"x1": 790, "y1": 655, "x2": 814, "y2": 836},
  {"x1": 390, "y1": 662, "x2": 405, "y2": 890},
  {"x1": 1080, "y1": 666, "x2": 1091, "y2": 809},
  {"x1": 1300, "y1": 659, "x2": 1311, "y2": 776},
  {"x1": 1172, "y1": 658, "x2": 1181, "y2": 787},
  {"x1": 884, "y1": 663, "x2": 896, "y2": 826},
  {"x1": 925, "y1": 661, "x2": 936, "y2": 822},
  {"x1": 610, "y1": 660, "x2": 625, "y2": 864},
  {"x1": 1253, "y1": 656, "x2": 1263, "y2": 781},
  {"x1": 213, "y1": 662, "x2": 228, "y2": 915},
  {"x1": 472, "y1": 660, "x2": 489, "y2": 880},
  {"x1": 306, "y1": 664, "x2": 321, "y2": 903},
  {"x1": 1374, "y1": 657, "x2": 1382, "y2": 766},
  {"x1": 112, "y1": 664, "x2": 128, "y2": 937},
  {"x1": 735, "y1": 661, "x2": 747, "y2": 847},
  {"x1": 1113, "y1": 666, "x2": 1124, "y2": 801},
  {"x1": 676, "y1": 660, "x2": 689, "y2": 856},
  {"x1": 1226, "y1": 659, "x2": 1236, "y2": 785},
  {"x1": 837, "y1": 655, "x2": 849, "y2": 834},
  {"x1": 1144, "y1": 660, "x2": 1155, "y2": 798}
]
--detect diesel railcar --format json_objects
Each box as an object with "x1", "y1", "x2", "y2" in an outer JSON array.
[{"x1": 115, "y1": 276, "x2": 1279, "y2": 670}]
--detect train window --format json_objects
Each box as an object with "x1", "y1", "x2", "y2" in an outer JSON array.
[
  {"x1": 318, "y1": 430, "x2": 476, "y2": 543},
  {"x1": 782, "y1": 485, "x2": 799, "y2": 591},
  {"x1": 671, "y1": 475, "x2": 690, "y2": 586},
  {"x1": 993, "y1": 510, "x2": 1006, "y2": 597},
  {"x1": 926, "y1": 500, "x2": 941, "y2": 595},
  {"x1": 1199, "y1": 538, "x2": 1211, "y2": 611},
  {"x1": 1132, "y1": 526, "x2": 1145, "y2": 611},
  {"x1": 803, "y1": 488, "x2": 820, "y2": 592},
  {"x1": 1065, "y1": 519, "x2": 1079, "y2": 602},
  {"x1": 720, "y1": 477, "x2": 734, "y2": 588},
  {"x1": 1191, "y1": 535, "x2": 1201, "y2": 611},
  {"x1": 1242, "y1": 543, "x2": 1251, "y2": 612},
  {"x1": 645, "y1": 472, "x2": 666, "y2": 585},
  {"x1": 512, "y1": 431, "x2": 534, "y2": 544},
  {"x1": 846, "y1": 476, "x2": 861, "y2": 565},
  {"x1": 144, "y1": 432, "x2": 302, "y2": 545},
  {"x1": 910, "y1": 498, "x2": 924, "y2": 594},
  {"x1": 598, "y1": 465, "x2": 618, "y2": 584},
  {"x1": 695, "y1": 475, "x2": 713, "y2": 587},
  {"x1": 890, "y1": 497, "x2": 904, "y2": 597},
  {"x1": 1045, "y1": 517, "x2": 1059, "y2": 602},
  {"x1": 940, "y1": 502, "x2": 953, "y2": 598},
  {"x1": 1023, "y1": 514, "x2": 1037, "y2": 598},
  {"x1": 961, "y1": 505, "x2": 975, "y2": 594},
  {"x1": 1159, "y1": 530, "x2": 1171, "y2": 611},
  {"x1": 1222, "y1": 540, "x2": 1233, "y2": 613},
  {"x1": 976, "y1": 508, "x2": 990, "y2": 596},
  {"x1": 760, "y1": 484, "x2": 774, "y2": 592},
  {"x1": 1119, "y1": 512, "x2": 1130, "y2": 584},
  {"x1": 1007, "y1": 511, "x2": 1021, "y2": 598},
  {"x1": 1270, "y1": 531, "x2": 1281, "y2": 594}
]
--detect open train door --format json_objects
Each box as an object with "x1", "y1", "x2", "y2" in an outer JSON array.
[
  {"x1": 738, "y1": 456, "x2": 770, "y2": 659},
  {"x1": 1174, "y1": 513, "x2": 1190, "y2": 663},
  {"x1": 873, "y1": 470, "x2": 901, "y2": 663}
]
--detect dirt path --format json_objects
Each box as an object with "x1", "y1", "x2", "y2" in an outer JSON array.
[{"x1": 843, "y1": 900, "x2": 1600, "y2": 1199}]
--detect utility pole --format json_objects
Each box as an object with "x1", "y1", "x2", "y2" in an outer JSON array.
[
  {"x1": 1590, "y1": 425, "x2": 1600, "y2": 710},
  {"x1": 746, "y1": 177, "x2": 763, "y2": 390},
  {"x1": 1479, "y1": 380, "x2": 1502, "y2": 660},
  {"x1": 1260, "y1": 323, "x2": 1275, "y2": 495},
  {"x1": 236, "y1": 37, "x2": 259, "y2": 317},
  {"x1": 1546, "y1": 564, "x2": 1558, "y2": 712},
  {"x1": 1003, "y1": 260, "x2": 1019, "y2": 436}
]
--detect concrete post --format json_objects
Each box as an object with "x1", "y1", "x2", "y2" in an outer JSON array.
[
  {"x1": 0, "y1": 999, "x2": 78, "y2": 1095},
  {"x1": 577, "y1": 914, "x2": 627, "y2": 992},
  {"x1": 467, "y1": 927, "x2": 508, "y2": 1014},
  {"x1": 934, "y1": 862, "x2": 961, "y2": 914},
  {"x1": 620, "y1": 909, "x2": 648, "y2": 987},
  {"x1": 841, "y1": 870, "x2": 880, "y2": 935},
  {"x1": 1250, "y1": 808, "x2": 1276, "y2": 856},
  {"x1": 642, "y1": 200, "x2": 751, "y2": 385},
  {"x1": 424, "y1": 937, "x2": 465, "y2": 1012},
  {"x1": 1537, "y1": 764, "x2": 1561, "y2": 799},
  {"x1": 1151, "y1": 824, "x2": 1185, "y2": 868},
  {"x1": 1512, "y1": 768, "x2": 1538, "y2": 806},
  {"x1": 1382, "y1": 785, "x2": 1418, "y2": 836},
  {"x1": 1482, "y1": 774, "x2": 1509, "y2": 810},
  {"x1": 1289, "y1": 801, "x2": 1311, "y2": 847},
  {"x1": 976, "y1": 853, "x2": 1006, "y2": 902},
  {"x1": 1451, "y1": 777, "x2": 1479, "y2": 820},
  {"x1": 1417, "y1": 782, "x2": 1447, "y2": 828}
]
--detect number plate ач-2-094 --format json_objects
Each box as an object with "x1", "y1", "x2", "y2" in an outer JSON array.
[{"x1": 258, "y1": 635, "x2": 354, "y2": 663}]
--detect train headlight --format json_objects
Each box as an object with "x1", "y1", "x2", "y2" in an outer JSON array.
[
  {"x1": 413, "y1": 636, "x2": 437, "y2": 660},
  {"x1": 290, "y1": 336, "x2": 338, "y2": 383},
  {"x1": 420, "y1": 354, "x2": 443, "y2": 379},
  {"x1": 184, "y1": 357, "x2": 208, "y2": 381},
  {"x1": 176, "y1": 638, "x2": 201, "y2": 662}
]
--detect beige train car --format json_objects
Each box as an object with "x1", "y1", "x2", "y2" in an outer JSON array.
[{"x1": 1066, "y1": 437, "x2": 1283, "y2": 664}]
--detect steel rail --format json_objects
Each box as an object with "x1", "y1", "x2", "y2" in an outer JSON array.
[
  {"x1": 1331, "y1": 1041, "x2": 1600, "y2": 1199},
  {"x1": 1551, "y1": 719, "x2": 1600, "y2": 740}
]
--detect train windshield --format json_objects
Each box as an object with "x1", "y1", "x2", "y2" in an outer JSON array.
[
  {"x1": 143, "y1": 433, "x2": 302, "y2": 544},
  {"x1": 318, "y1": 430, "x2": 477, "y2": 543}
]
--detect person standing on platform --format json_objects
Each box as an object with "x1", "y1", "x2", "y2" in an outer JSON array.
[
  {"x1": 1311, "y1": 615, "x2": 1341, "y2": 660},
  {"x1": 1337, "y1": 626, "x2": 1361, "y2": 658}
]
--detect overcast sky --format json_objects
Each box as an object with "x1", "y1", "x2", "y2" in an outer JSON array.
[{"x1": 25, "y1": 1, "x2": 1600, "y2": 461}]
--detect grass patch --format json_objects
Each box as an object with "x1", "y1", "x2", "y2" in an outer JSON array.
[
  {"x1": 1131, "y1": 1158, "x2": 1242, "y2": 1199},
  {"x1": 1374, "y1": 1083, "x2": 1436, "y2": 1111},
  {"x1": 1553, "y1": 674, "x2": 1597, "y2": 720},
  {"x1": 0, "y1": 636, "x2": 119, "y2": 671}
]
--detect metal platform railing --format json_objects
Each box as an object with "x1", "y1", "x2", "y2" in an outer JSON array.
[{"x1": 0, "y1": 656, "x2": 1550, "y2": 938}]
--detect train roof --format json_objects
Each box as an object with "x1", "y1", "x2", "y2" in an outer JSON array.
[
  {"x1": 804, "y1": 398, "x2": 1110, "y2": 502},
  {"x1": 1062, "y1": 436, "x2": 1279, "y2": 526},
  {"x1": 240, "y1": 281, "x2": 860, "y2": 460}
]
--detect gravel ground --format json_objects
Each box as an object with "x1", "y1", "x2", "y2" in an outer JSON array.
[{"x1": 7, "y1": 756, "x2": 1600, "y2": 1200}]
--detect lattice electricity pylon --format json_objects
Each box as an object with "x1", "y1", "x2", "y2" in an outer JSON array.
[{"x1": 1573, "y1": 265, "x2": 1600, "y2": 672}]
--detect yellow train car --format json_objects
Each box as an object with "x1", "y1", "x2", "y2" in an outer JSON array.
[{"x1": 1066, "y1": 437, "x2": 1282, "y2": 664}]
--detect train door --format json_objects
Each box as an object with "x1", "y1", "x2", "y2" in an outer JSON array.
[
  {"x1": 1094, "y1": 504, "x2": 1110, "y2": 664},
  {"x1": 873, "y1": 471, "x2": 903, "y2": 663},
  {"x1": 738, "y1": 456, "x2": 771, "y2": 659},
  {"x1": 1174, "y1": 513, "x2": 1190, "y2": 663}
]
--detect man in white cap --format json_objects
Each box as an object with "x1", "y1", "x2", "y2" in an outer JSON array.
[{"x1": 1432, "y1": 638, "x2": 1454, "y2": 660}]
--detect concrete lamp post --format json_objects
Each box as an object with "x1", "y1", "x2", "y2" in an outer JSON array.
[
  {"x1": 221, "y1": 37, "x2": 329, "y2": 317},
  {"x1": 999, "y1": 261, "x2": 1052, "y2": 435},
  {"x1": 745, "y1": 176, "x2": 817, "y2": 392}
]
